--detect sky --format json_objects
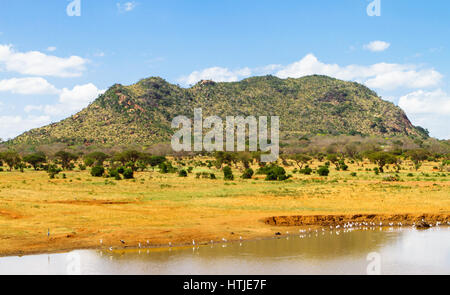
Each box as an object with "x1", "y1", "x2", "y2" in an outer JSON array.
[{"x1": 0, "y1": 0, "x2": 449, "y2": 140}]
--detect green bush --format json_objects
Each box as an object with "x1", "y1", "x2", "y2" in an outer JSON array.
[
  {"x1": 223, "y1": 166, "x2": 234, "y2": 180},
  {"x1": 91, "y1": 166, "x2": 105, "y2": 177},
  {"x1": 350, "y1": 172, "x2": 357, "y2": 177},
  {"x1": 47, "y1": 164, "x2": 62, "y2": 179},
  {"x1": 123, "y1": 168, "x2": 134, "y2": 179},
  {"x1": 299, "y1": 166, "x2": 313, "y2": 175},
  {"x1": 210, "y1": 173, "x2": 216, "y2": 179},
  {"x1": 267, "y1": 166, "x2": 289, "y2": 181},
  {"x1": 317, "y1": 166, "x2": 330, "y2": 176},
  {"x1": 178, "y1": 169, "x2": 188, "y2": 177},
  {"x1": 108, "y1": 168, "x2": 120, "y2": 178},
  {"x1": 241, "y1": 168, "x2": 254, "y2": 179}
]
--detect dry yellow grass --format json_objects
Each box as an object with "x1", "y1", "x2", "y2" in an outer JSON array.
[{"x1": 0, "y1": 160, "x2": 448, "y2": 256}]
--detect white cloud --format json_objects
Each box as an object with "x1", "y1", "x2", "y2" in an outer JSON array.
[
  {"x1": 25, "y1": 83, "x2": 105, "y2": 117},
  {"x1": 0, "y1": 115, "x2": 51, "y2": 141},
  {"x1": 179, "y1": 54, "x2": 443, "y2": 91},
  {"x1": 0, "y1": 77, "x2": 59, "y2": 95},
  {"x1": 47, "y1": 46, "x2": 57, "y2": 52},
  {"x1": 364, "y1": 40, "x2": 391, "y2": 52},
  {"x1": 0, "y1": 44, "x2": 87, "y2": 77},
  {"x1": 397, "y1": 89, "x2": 450, "y2": 139},
  {"x1": 399, "y1": 89, "x2": 450, "y2": 115},
  {"x1": 117, "y1": 2, "x2": 138, "y2": 12},
  {"x1": 178, "y1": 67, "x2": 252, "y2": 85}
]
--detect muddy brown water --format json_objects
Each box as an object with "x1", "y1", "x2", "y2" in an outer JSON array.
[{"x1": 0, "y1": 227, "x2": 449, "y2": 275}]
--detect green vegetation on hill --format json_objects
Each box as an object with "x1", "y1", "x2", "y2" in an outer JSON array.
[{"x1": 10, "y1": 75, "x2": 428, "y2": 146}]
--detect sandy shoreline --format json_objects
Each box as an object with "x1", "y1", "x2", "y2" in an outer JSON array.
[{"x1": 2, "y1": 213, "x2": 448, "y2": 258}]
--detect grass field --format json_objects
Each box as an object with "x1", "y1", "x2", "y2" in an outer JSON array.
[{"x1": 0, "y1": 159, "x2": 449, "y2": 256}]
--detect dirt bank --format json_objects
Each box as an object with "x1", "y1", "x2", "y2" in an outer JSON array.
[{"x1": 263, "y1": 213, "x2": 450, "y2": 227}]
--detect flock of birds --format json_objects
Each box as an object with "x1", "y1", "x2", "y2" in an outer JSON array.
[{"x1": 58, "y1": 219, "x2": 447, "y2": 253}]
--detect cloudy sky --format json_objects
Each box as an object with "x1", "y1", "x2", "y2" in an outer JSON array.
[{"x1": 0, "y1": 0, "x2": 449, "y2": 140}]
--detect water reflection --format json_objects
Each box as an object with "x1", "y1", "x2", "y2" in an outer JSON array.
[{"x1": 0, "y1": 227, "x2": 449, "y2": 275}]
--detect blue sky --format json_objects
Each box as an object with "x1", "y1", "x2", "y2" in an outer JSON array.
[{"x1": 0, "y1": 0, "x2": 449, "y2": 140}]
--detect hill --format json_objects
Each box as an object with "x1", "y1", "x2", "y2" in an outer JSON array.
[{"x1": 10, "y1": 75, "x2": 428, "y2": 146}]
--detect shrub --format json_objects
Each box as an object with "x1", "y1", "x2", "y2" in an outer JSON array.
[
  {"x1": 383, "y1": 175, "x2": 400, "y2": 182},
  {"x1": 339, "y1": 160, "x2": 348, "y2": 171},
  {"x1": 407, "y1": 173, "x2": 414, "y2": 177},
  {"x1": 266, "y1": 166, "x2": 289, "y2": 181},
  {"x1": 47, "y1": 164, "x2": 62, "y2": 179},
  {"x1": 91, "y1": 166, "x2": 105, "y2": 177},
  {"x1": 123, "y1": 168, "x2": 134, "y2": 179},
  {"x1": 178, "y1": 169, "x2": 188, "y2": 177},
  {"x1": 223, "y1": 166, "x2": 234, "y2": 180},
  {"x1": 317, "y1": 166, "x2": 330, "y2": 176},
  {"x1": 350, "y1": 172, "x2": 357, "y2": 177},
  {"x1": 210, "y1": 173, "x2": 216, "y2": 179},
  {"x1": 241, "y1": 168, "x2": 254, "y2": 179},
  {"x1": 373, "y1": 167, "x2": 380, "y2": 175},
  {"x1": 299, "y1": 166, "x2": 313, "y2": 175},
  {"x1": 117, "y1": 166, "x2": 125, "y2": 174},
  {"x1": 159, "y1": 162, "x2": 176, "y2": 174},
  {"x1": 108, "y1": 168, "x2": 120, "y2": 178}
]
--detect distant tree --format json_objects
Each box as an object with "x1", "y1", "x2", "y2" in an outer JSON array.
[
  {"x1": 0, "y1": 151, "x2": 21, "y2": 171},
  {"x1": 406, "y1": 149, "x2": 429, "y2": 171},
  {"x1": 85, "y1": 152, "x2": 109, "y2": 166},
  {"x1": 55, "y1": 151, "x2": 78, "y2": 170},
  {"x1": 112, "y1": 150, "x2": 141, "y2": 166},
  {"x1": 214, "y1": 152, "x2": 236, "y2": 168},
  {"x1": 366, "y1": 152, "x2": 398, "y2": 173},
  {"x1": 326, "y1": 153, "x2": 339, "y2": 166},
  {"x1": 290, "y1": 154, "x2": 311, "y2": 169},
  {"x1": 23, "y1": 152, "x2": 47, "y2": 170},
  {"x1": 237, "y1": 152, "x2": 252, "y2": 169},
  {"x1": 147, "y1": 155, "x2": 166, "y2": 168}
]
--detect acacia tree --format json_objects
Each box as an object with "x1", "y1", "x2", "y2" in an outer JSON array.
[
  {"x1": 366, "y1": 151, "x2": 398, "y2": 173},
  {"x1": 85, "y1": 152, "x2": 109, "y2": 166},
  {"x1": 0, "y1": 151, "x2": 21, "y2": 171},
  {"x1": 214, "y1": 151, "x2": 236, "y2": 168},
  {"x1": 237, "y1": 152, "x2": 252, "y2": 169},
  {"x1": 23, "y1": 152, "x2": 47, "y2": 170},
  {"x1": 407, "y1": 149, "x2": 429, "y2": 171},
  {"x1": 54, "y1": 151, "x2": 78, "y2": 170},
  {"x1": 290, "y1": 154, "x2": 311, "y2": 169}
]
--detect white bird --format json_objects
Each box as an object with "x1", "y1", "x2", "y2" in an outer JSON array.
[
  {"x1": 100, "y1": 239, "x2": 103, "y2": 245},
  {"x1": 169, "y1": 242, "x2": 172, "y2": 247},
  {"x1": 138, "y1": 243, "x2": 141, "y2": 248},
  {"x1": 192, "y1": 240, "x2": 195, "y2": 245},
  {"x1": 109, "y1": 247, "x2": 113, "y2": 251},
  {"x1": 222, "y1": 238, "x2": 227, "y2": 242},
  {"x1": 147, "y1": 240, "x2": 149, "y2": 245}
]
